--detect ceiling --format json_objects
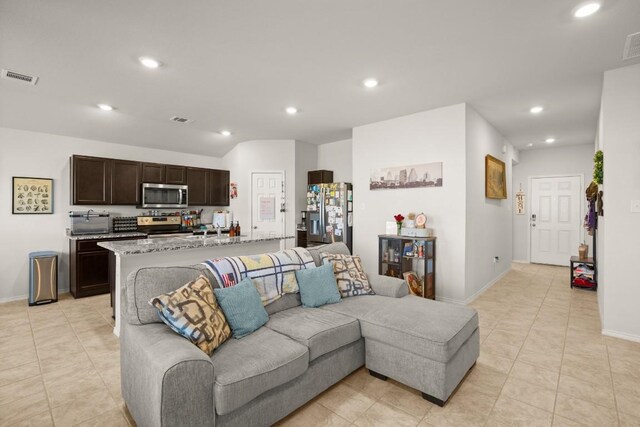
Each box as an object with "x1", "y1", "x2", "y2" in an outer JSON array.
[{"x1": 1, "y1": 0, "x2": 639, "y2": 157}]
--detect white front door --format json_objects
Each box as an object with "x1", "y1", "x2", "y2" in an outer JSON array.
[
  {"x1": 530, "y1": 176, "x2": 582, "y2": 266},
  {"x1": 251, "y1": 172, "x2": 284, "y2": 235}
]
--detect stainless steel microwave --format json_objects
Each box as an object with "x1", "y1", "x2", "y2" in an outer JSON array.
[{"x1": 141, "y1": 183, "x2": 188, "y2": 208}]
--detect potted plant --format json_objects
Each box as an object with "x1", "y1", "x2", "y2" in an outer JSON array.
[{"x1": 394, "y1": 214, "x2": 405, "y2": 236}]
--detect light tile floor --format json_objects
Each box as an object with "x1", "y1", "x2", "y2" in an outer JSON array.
[{"x1": 1, "y1": 263, "x2": 640, "y2": 426}]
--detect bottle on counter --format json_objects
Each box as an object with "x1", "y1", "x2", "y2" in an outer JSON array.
[
  {"x1": 235, "y1": 222, "x2": 241, "y2": 236},
  {"x1": 229, "y1": 223, "x2": 236, "y2": 237}
]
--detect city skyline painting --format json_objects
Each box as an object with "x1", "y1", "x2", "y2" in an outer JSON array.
[{"x1": 369, "y1": 162, "x2": 443, "y2": 190}]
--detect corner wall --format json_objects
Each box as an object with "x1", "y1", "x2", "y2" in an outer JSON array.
[
  {"x1": 599, "y1": 63, "x2": 640, "y2": 341},
  {"x1": 465, "y1": 105, "x2": 515, "y2": 302},
  {"x1": 317, "y1": 139, "x2": 353, "y2": 182},
  {"x1": 0, "y1": 127, "x2": 223, "y2": 302},
  {"x1": 222, "y1": 140, "x2": 297, "y2": 248},
  {"x1": 353, "y1": 104, "x2": 468, "y2": 302}
]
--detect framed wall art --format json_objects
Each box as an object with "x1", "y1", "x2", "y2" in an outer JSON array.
[
  {"x1": 370, "y1": 162, "x2": 443, "y2": 190},
  {"x1": 12, "y1": 177, "x2": 53, "y2": 214},
  {"x1": 485, "y1": 155, "x2": 507, "y2": 199}
]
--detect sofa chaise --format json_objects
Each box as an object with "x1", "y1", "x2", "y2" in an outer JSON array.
[{"x1": 120, "y1": 243, "x2": 479, "y2": 427}]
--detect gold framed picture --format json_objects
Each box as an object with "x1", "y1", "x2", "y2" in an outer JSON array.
[
  {"x1": 485, "y1": 155, "x2": 507, "y2": 199},
  {"x1": 12, "y1": 177, "x2": 53, "y2": 214}
]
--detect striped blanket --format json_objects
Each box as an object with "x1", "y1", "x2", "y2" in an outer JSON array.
[{"x1": 202, "y1": 247, "x2": 316, "y2": 305}]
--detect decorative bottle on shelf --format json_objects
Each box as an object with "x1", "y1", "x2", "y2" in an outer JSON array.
[{"x1": 235, "y1": 222, "x2": 241, "y2": 236}]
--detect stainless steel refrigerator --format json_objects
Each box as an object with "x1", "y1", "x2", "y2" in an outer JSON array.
[{"x1": 306, "y1": 183, "x2": 353, "y2": 252}]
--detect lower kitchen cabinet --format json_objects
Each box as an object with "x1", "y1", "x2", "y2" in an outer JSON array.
[{"x1": 69, "y1": 237, "x2": 139, "y2": 299}]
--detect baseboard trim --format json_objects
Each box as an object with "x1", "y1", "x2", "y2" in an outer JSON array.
[
  {"x1": 512, "y1": 259, "x2": 529, "y2": 264},
  {"x1": 0, "y1": 294, "x2": 28, "y2": 304},
  {"x1": 602, "y1": 329, "x2": 640, "y2": 343},
  {"x1": 436, "y1": 268, "x2": 510, "y2": 306},
  {"x1": 0, "y1": 287, "x2": 69, "y2": 305},
  {"x1": 462, "y1": 269, "x2": 510, "y2": 305}
]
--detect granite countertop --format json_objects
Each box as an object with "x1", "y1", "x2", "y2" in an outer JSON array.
[
  {"x1": 97, "y1": 232, "x2": 295, "y2": 255},
  {"x1": 66, "y1": 229, "x2": 147, "y2": 240}
]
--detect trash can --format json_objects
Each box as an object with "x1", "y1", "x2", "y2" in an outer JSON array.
[{"x1": 28, "y1": 251, "x2": 58, "y2": 306}]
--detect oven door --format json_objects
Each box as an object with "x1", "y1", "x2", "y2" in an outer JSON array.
[{"x1": 140, "y1": 184, "x2": 188, "y2": 208}]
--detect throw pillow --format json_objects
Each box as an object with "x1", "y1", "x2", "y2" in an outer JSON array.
[
  {"x1": 149, "y1": 275, "x2": 231, "y2": 356},
  {"x1": 295, "y1": 262, "x2": 342, "y2": 308},
  {"x1": 321, "y1": 253, "x2": 375, "y2": 297},
  {"x1": 214, "y1": 277, "x2": 269, "y2": 338}
]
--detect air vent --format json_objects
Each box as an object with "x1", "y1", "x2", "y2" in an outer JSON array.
[
  {"x1": 170, "y1": 116, "x2": 194, "y2": 124},
  {"x1": 623, "y1": 32, "x2": 640, "y2": 61},
  {"x1": 1, "y1": 69, "x2": 39, "y2": 85}
]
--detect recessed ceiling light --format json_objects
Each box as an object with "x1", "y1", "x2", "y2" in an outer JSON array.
[
  {"x1": 545, "y1": 138, "x2": 556, "y2": 143},
  {"x1": 363, "y1": 78, "x2": 379, "y2": 88},
  {"x1": 574, "y1": 2, "x2": 601, "y2": 18},
  {"x1": 138, "y1": 56, "x2": 161, "y2": 69},
  {"x1": 529, "y1": 106, "x2": 544, "y2": 114},
  {"x1": 285, "y1": 106, "x2": 298, "y2": 115},
  {"x1": 528, "y1": 143, "x2": 534, "y2": 147},
  {"x1": 97, "y1": 103, "x2": 114, "y2": 111},
  {"x1": 220, "y1": 130, "x2": 232, "y2": 136}
]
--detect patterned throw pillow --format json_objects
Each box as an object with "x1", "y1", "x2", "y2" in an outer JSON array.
[
  {"x1": 150, "y1": 275, "x2": 231, "y2": 356},
  {"x1": 321, "y1": 254, "x2": 375, "y2": 297}
]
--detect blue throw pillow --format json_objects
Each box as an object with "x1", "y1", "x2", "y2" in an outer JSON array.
[
  {"x1": 214, "y1": 277, "x2": 269, "y2": 338},
  {"x1": 295, "y1": 263, "x2": 342, "y2": 308}
]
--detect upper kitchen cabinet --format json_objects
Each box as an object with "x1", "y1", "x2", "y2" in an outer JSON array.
[
  {"x1": 71, "y1": 155, "x2": 112, "y2": 205},
  {"x1": 210, "y1": 169, "x2": 230, "y2": 206},
  {"x1": 141, "y1": 162, "x2": 165, "y2": 184},
  {"x1": 165, "y1": 165, "x2": 187, "y2": 185},
  {"x1": 308, "y1": 170, "x2": 334, "y2": 185},
  {"x1": 186, "y1": 167, "x2": 210, "y2": 205},
  {"x1": 111, "y1": 159, "x2": 142, "y2": 205}
]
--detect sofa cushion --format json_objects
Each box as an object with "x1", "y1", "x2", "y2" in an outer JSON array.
[
  {"x1": 266, "y1": 307, "x2": 360, "y2": 361},
  {"x1": 214, "y1": 277, "x2": 269, "y2": 339},
  {"x1": 211, "y1": 327, "x2": 309, "y2": 415},
  {"x1": 321, "y1": 254, "x2": 375, "y2": 297},
  {"x1": 149, "y1": 275, "x2": 231, "y2": 356},
  {"x1": 358, "y1": 296, "x2": 478, "y2": 363},
  {"x1": 295, "y1": 263, "x2": 342, "y2": 308},
  {"x1": 319, "y1": 294, "x2": 393, "y2": 319},
  {"x1": 125, "y1": 266, "x2": 210, "y2": 325},
  {"x1": 307, "y1": 242, "x2": 351, "y2": 266}
]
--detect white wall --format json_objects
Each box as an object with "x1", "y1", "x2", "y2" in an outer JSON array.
[
  {"x1": 465, "y1": 105, "x2": 515, "y2": 301},
  {"x1": 0, "y1": 127, "x2": 223, "y2": 302},
  {"x1": 599, "y1": 63, "x2": 640, "y2": 341},
  {"x1": 295, "y1": 141, "x2": 319, "y2": 226},
  {"x1": 222, "y1": 140, "x2": 297, "y2": 249},
  {"x1": 353, "y1": 104, "x2": 468, "y2": 302},
  {"x1": 511, "y1": 144, "x2": 595, "y2": 262},
  {"x1": 317, "y1": 139, "x2": 353, "y2": 183}
]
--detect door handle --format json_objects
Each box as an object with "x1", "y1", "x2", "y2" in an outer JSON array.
[{"x1": 253, "y1": 226, "x2": 258, "y2": 229}]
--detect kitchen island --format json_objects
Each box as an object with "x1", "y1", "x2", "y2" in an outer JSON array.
[{"x1": 99, "y1": 232, "x2": 294, "y2": 336}]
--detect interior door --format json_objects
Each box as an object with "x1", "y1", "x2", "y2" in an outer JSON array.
[
  {"x1": 530, "y1": 176, "x2": 582, "y2": 266},
  {"x1": 251, "y1": 172, "x2": 284, "y2": 235}
]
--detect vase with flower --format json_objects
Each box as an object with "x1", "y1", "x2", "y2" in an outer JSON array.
[{"x1": 393, "y1": 214, "x2": 405, "y2": 236}]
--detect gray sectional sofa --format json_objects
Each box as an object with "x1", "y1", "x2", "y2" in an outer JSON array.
[{"x1": 120, "y1": 243, "x2": 479, "y2": 427}]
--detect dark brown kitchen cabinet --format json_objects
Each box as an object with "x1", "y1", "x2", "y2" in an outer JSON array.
[
  {"x1": 71, "y1": 155, "x2": 112, "y2": 205},
  {"x1": 141, "y1": 162, "x2": 166, "y2": 184},
  {"x1": 165, "y1": 165, "x2": 187, "y2": 185},
  {"x1": 308, "y1": 170, "x2": 334, "y2": 185},
  {"x1": 111, "y1": 159, "x2": 141, "y2": 205},
  {"x1": 187, "y1": 167, "x2": 211, "y2": 205},
  {"x1": 210, "y1": 169, "x2": 230, "y2": 206},
  {"x1": 70, "y1": 236, "x2": 140, "y2": 299}
]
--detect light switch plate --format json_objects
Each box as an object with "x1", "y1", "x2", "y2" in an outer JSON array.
[{"x1": 631, "y1": 200, "x2": 640, "y2": 213}]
